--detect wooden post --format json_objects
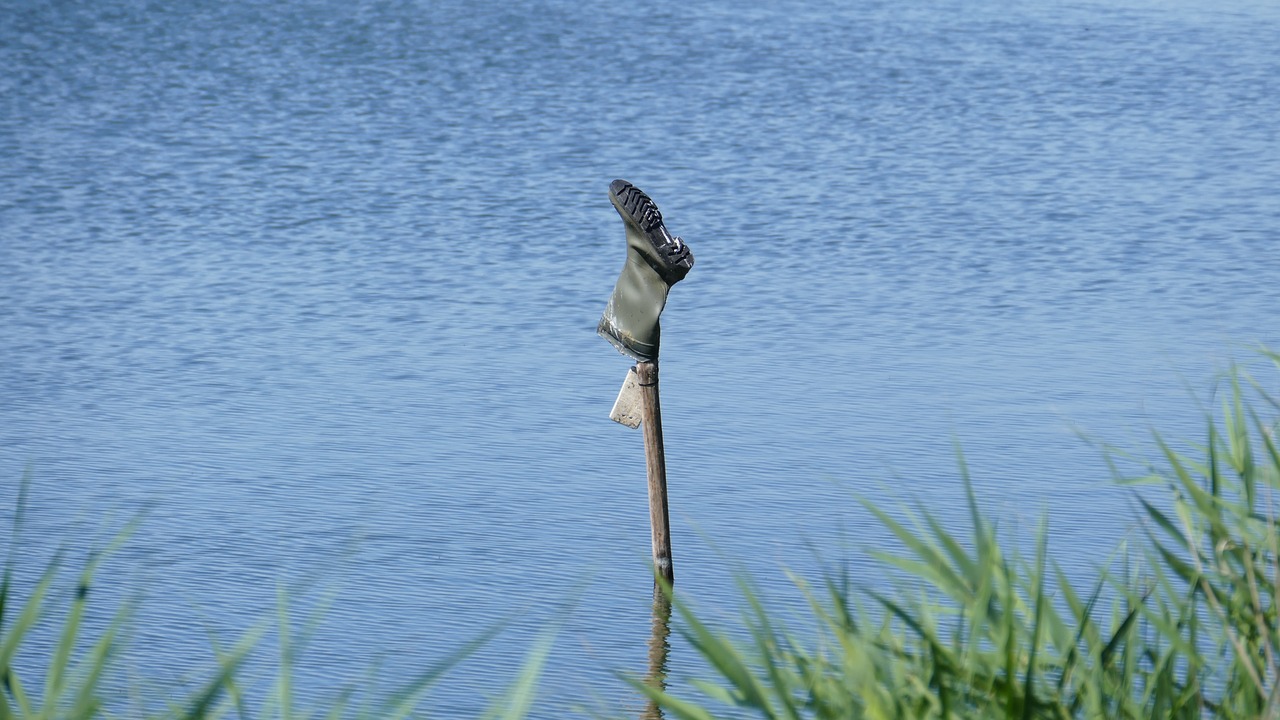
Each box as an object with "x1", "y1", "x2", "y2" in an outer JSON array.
[{"x1": 636, "y1": 361, "x2": 673, "y2": 585}]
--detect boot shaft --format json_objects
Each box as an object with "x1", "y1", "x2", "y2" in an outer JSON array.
[{"x1": 598, "y1": 257, "x2": 671, "y2": 361}]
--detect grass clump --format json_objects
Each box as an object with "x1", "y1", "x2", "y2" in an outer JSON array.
[
  {"x1": 638, "y1": 352, "x2": 1280, "y2": 719},
  {"x1": 0, "y1": 482, "x2": 139, "y2": 720},
  {"x1": 0, "y1": 476, "x2": 550, "y2": 720}
]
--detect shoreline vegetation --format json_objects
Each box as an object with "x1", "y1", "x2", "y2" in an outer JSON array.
[{"x1": 5, "y1": 350, "x2": 1280, "y2": 719}]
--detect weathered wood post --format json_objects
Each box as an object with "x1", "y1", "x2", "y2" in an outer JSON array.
[
  {"x1": 636, "y1": 361, "x2": 673, "y2": 584},
  {"x1": 596, "y1": 179, "x2": 693, "y2": 588}
]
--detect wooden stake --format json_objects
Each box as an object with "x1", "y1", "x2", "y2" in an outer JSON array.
[{"x1": 636, "y1": 361, "x2": 673, "y2": 585}]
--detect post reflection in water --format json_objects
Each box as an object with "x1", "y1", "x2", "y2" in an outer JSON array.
[{"x1": 641, "y1": 584, "x2": 673, "y2": 720}]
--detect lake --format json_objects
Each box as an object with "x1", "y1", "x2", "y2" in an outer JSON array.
[{"x1": 3, "y1": 0, "x2": 1280, "y2": 715}]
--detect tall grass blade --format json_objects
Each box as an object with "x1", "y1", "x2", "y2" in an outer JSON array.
[
  {"x1": 1140, "y1": 496, "x2": 1190, "y2": 549},
  {"x1": 858, "y1": 499, "x2": 969, "y2": 596},
  {"x1": 383, "y1": 620, "x2": 510, "y2": 720},
  {"x1": 43, "y1": 558, "x2": 94, "y2": 710},
  {"x1": 481, "y1": 627, "x2": 556, "y2": 720},
  {"x1": 176, "y1": 626, "x2": 263, "y2": 720},
  {"x1": 1020, "y1": 520, "x2": 1048, "y2": 720},
  {"x1": 0, "y1": 469, "x2": 32, "y2": 638},
  {"x1": 0, "y1": 566, "x2": 58, "y2": 687}
]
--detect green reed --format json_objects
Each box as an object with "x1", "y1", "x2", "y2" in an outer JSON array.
[
  {"x1": 637, "y1": 350, "x2": 1280, "y2": 719},
  {"x1": 0, "y1": 475, "x2": 549, "y2": 720}
]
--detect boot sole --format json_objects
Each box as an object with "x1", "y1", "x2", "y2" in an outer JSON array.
[
  {"x1": 609, "y1": 179, "x2": 665, "y2": 233},
  {"x1": 608, "y1": 179, "x2": 693, "y2": 283}
]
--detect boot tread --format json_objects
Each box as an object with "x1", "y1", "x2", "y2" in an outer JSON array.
[{"x1": 610, "y1": 179, "x2": 663, "y2": 232}]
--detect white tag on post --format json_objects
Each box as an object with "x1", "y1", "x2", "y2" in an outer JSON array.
[{"x1": 609, "y1": 367, "x2": 643, "y2": 428}]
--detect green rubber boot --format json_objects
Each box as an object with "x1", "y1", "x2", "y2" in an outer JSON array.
[{"x1": 597, "y1": 179, "x2": 694, "y2": 362}]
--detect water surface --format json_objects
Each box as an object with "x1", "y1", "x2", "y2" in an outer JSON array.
[{"x1": 3, "y1": 0, "x2": 1280, "y2": 714}]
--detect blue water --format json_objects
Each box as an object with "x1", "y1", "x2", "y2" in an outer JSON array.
[{"x1": 3, "y1": 0, "x2": 1280, "y2": 714}]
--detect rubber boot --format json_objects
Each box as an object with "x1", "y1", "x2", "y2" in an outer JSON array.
[{"x1": 597, "y1": 179, "x2": 694, "y2": 362}]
